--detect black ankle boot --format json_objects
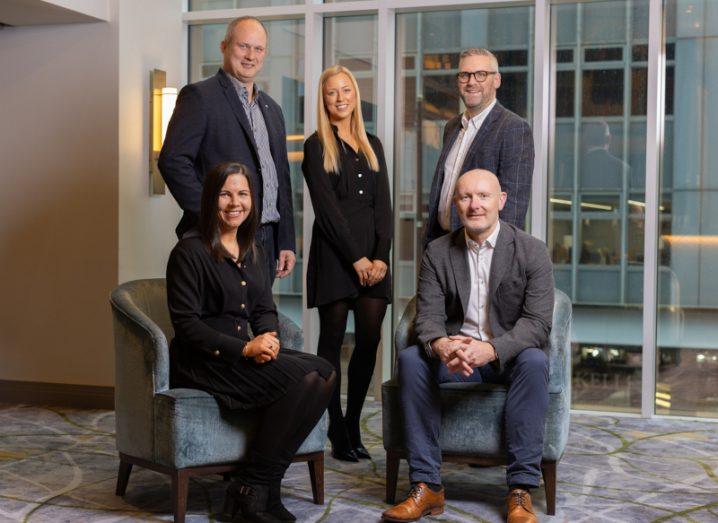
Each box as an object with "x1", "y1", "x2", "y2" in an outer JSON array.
[
  {"x1": 267, "y1": 480, "x2": 296, "y2": 522},
  {"x1": 329, "y1": 422, "x2": 359, "y2": 462},
  {"x1": 223, "y1": 481, "x2": 280, "y2": 523}
]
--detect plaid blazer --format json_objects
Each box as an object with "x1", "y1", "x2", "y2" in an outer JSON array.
[{"x1": 423, "y1": 101, "x2": 534, "y2": 247}]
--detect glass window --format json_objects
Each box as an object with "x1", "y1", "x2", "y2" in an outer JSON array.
[
  {"x1": 657, "y1": 0, "x2": 718, "y2": 418},
  {"x1": 548, "y1": 0, "x2": 649, "y2": 413},
  {"x1": 188, "y1": 19, "x2": 305, "y2": 324},
  {"x1": 393, "y1": 6, "x2": 534, "y2": 333},
  {"x1": 323, "y1": 15, "x2": 378, "y2": 134}
]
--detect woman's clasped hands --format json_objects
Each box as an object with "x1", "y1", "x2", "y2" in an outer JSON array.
[
  {"x1": 352, "y1": 257, "x2": 388, "y2": 287},
  {"x1": 242, "y1": 331, "x2": 280, "y2": 364}
]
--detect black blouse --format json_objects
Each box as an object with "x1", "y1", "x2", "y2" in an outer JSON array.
[
  {"x1": 302, "y1": 131, "x2": 393, "y2": 307},
  {"x1": 166, "y1": 236, "x2": 277, "y2": 366}
]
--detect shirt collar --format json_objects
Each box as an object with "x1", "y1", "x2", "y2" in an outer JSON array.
[
  {"x1": 227, "y1": 72, "x2": 260, "y2": 100},
  {"x1": 465, "y1": 221, "x2": 501, "y2": 252},
  {"x1": 461, "y1": 99, "x2": 497, "y2": 130}
]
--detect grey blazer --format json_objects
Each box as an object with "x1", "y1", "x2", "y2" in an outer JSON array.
[
  {"x1": 423, "y1": 102, "x2": 534, "y2": 247},
  {"x1": 415, "y1": 222, "x2": 555, "y2": 373}
]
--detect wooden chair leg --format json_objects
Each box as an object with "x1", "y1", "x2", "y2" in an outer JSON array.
[
  {"x1": 386, "y1": 450, "x2": 400, "y2": 504},
  {"x1": 115, "y1": 458, "x2": 133, "y2": 496},
  {"x1": 171, "y1": 469, "x2": 190, "y2": 523},
  {"x1": 308, "y1": 454, "x2": 324, "y2": 505},
  {"x1": 541, "y1": 460, "x2": 557, "y2": 515}
]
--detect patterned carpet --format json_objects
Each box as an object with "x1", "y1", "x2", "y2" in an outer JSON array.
[{"x1": 0, "y1": 402, "x2": 717, "y2": 522}]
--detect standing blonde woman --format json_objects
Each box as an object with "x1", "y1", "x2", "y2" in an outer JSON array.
[{"x1": 302, "y1": 65, "x2": 392, "y2": 461}]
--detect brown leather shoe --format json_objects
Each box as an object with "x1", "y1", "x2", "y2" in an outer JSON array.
[
  {"x1": 506, "y1": 488, "x2": 537, "y2": 523},
  {"x1": 382, "y1": 483, "x2": 445, "y2": 522}
]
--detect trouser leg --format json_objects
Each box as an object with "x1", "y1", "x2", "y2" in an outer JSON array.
[
  {"x1": 397, "y1": 345, "x2": 444, "y2": 485},
  {"x1": 257, "y1": 224, "x2": 277, "y2": 287},
  {"x1": 503, "y1": 348, "x2": 549, "y2": 488}
]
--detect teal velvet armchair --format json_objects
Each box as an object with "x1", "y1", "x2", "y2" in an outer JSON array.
[
  {"x1": 110, "y1": 278, "x2": 327, "y2": 523},
  {"x1": 381, "y1": 289, "x2": 572, "y2": 515}
]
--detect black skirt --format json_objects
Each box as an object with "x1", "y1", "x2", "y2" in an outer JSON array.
[{"x1": 171, "y1": 347, "x2": 334, "y2": 411}]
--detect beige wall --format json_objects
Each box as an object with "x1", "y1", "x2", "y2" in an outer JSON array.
[
  {"x1": 0, "y1": 10, "x2": 119, "y2": 386},
  {"x1": 118, "y1": 0, "x2": 183, "y2": 284},
  {"x1": 0, "y1": 0, "x2": 183, "y2": 387}
]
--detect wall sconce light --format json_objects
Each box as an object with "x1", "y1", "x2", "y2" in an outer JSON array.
[{"x1": 150, "y1": 69, "x2": 178, "y2": 195}]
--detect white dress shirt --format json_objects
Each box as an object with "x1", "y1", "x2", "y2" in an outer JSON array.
[
  {"x1": 460, "y1": 222, "x2": 500, "y2": 341},
  {"x1": 437, "y1": 100, "x2": 497, "y2": 231}
]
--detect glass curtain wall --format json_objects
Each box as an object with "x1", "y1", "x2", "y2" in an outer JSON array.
[
  {"x1": 656, "y1": 0, "x2": 718, "y2": 418},
  {"x1": 184, "y1": 0, "x2": 718, "y2": 419},
  {"x1": 393, "y1": 6, "x2": 534, "y2": 328},
  {"x1": 548, "y1": 0, "x2": 650, "y2": 413},
  {"x1": 188, "y1": 19, "x2": 306, "y2": 325}
]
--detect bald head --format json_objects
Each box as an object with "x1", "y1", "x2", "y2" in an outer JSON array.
[
  {"x1": 453, "y1": 169, "x2": 506, "y2": 241},
  {"x1": 454, "y1": 169, "x2": 501, "y2": 197}
]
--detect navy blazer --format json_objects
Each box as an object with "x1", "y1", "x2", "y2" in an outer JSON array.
[
  {"x1": 158, "y1": 69, "x2": 295, "y2": 252},
  {"x1": 423, "y1": 101, "x2": 534, "y2": 247}
]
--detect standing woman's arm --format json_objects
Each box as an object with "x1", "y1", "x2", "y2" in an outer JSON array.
[
  {"x1": 302, "y1": 136, "x2": 365, "y2": 265},
  {"x1": 371, "y1": 136, "x2": 393, "y2": 266}
]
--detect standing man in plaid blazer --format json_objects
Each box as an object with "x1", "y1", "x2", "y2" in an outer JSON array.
[{"x1": 423, "y1": 48, "x2": 534, "y2": 248}]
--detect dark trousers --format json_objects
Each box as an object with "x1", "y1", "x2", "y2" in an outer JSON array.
[
  {"x1": 397, "y1": 344, "x2": 549, "y2": 488},
  {"x1": 256, "y1": 223, "x2": 277, "y2": 287}
]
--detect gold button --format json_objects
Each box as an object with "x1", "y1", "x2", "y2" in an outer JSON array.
[
  {"x1": 213, "y1": 349, "x2": 220, "y2": 357},
  {"x1": 241, "y1": 304, "x2": 246, "y2": 309},
  {"x1": 237, "y1": 325, "x2": 242, "y2": 331},
  {"x1": 241, "y1": 281, "x2": 247, "y2": 286}
]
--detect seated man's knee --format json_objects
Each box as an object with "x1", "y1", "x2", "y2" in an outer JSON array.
[
  {"x1": 397, "y1": 345, "x2": 426, "y2": 378},
  {"x1": 515, "y1": 348, "x2": 549, "y2": 375}
]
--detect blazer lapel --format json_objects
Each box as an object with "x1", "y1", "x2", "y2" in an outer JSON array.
[
  {"x1": 449, "y1": 230, "x2": 471, "y2": 315},
  {"x1": 217, "y1": 69, "x2": 259, "y2": 152},
  {"x1": 459, "y1": 101, "x2": 504, "y2": 174},
  {"x1": 489, "y1": 222, "x2": 514, "y2": 297}
]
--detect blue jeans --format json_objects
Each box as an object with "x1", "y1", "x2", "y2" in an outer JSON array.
[{"x1": 397, "y1": 344, "x2": 549, "y2": 488}]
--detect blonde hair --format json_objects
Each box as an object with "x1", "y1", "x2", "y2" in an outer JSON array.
[{"x1": 316, "y1": 65, "x2": 379, "y2": 174}]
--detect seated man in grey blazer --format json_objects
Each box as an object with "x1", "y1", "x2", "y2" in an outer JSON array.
[{"x1": 382, "y1": 169, "x2": 554, "y2": 523}]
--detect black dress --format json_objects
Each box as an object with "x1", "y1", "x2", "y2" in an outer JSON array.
[
  {"x1": 166, "y1": 235, "x2": 333, "y2": 410},
  {"x1": 302, "y1": 131, "x2": 393, "y2": 308}
]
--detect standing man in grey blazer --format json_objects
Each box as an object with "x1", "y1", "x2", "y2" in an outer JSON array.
[
  {"x1": 423, "y1": 48, "x2": 534, "y2": 247},
  {"x1": 382, "y1": 170, "x2": 554, "y2": 523},
  {"x1": 159, "y1": 16, "x2": 295, "y2": 284}
]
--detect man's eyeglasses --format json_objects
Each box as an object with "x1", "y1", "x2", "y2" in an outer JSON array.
[{"x1": 456, "y1": 70, "x2": 497, "y2": 83}]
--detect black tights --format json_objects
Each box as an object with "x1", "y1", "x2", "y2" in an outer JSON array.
[
  {"x1": 317, "y1": 296, "x2": 387, "y2": 448},
  {"x1": 243, "y1": 369, "x2": 336, "y2": 485}
]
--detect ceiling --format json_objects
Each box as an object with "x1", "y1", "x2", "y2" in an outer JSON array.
[{"x1": 0, "y1": 0, "x2": 108, "y2": 26}]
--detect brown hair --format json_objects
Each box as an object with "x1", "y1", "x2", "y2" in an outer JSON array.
[{"x1": 199, "y1": 162, "x2": 259, "y2": 262}]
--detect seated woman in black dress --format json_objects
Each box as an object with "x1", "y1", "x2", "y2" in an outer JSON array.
[
  {"x1": 166, "y1": 162, "x2": 336, "y2": 523},
  {"x1": 302, "y1": 65, "x2": 392, "y2": 462}
]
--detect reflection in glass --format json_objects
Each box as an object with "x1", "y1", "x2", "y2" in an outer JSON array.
[
  {"x1": 324, "y1": 16, "x2": 378, "y2": 134},
  {"x1": 657, "y1": 1, "x2": 718, "y2": 417},
  {"x1": 549, "y1": 1, "x2": 649, "y2": 413},
  {"x1": 188, "y1": 20, "x2": 305, "y2": 323},
  {"x1": 394, "y1": 6, "x2": 533, "y2": 336}
]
